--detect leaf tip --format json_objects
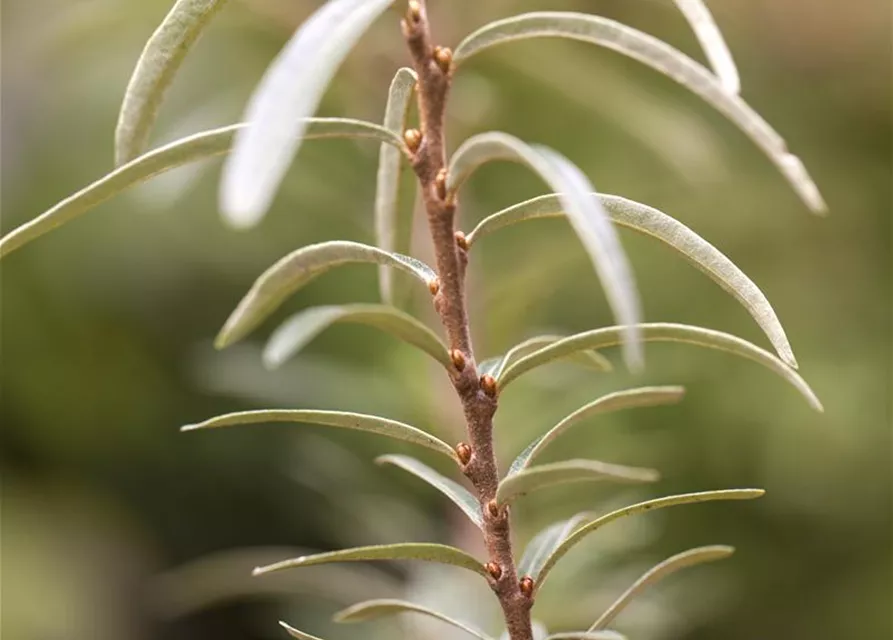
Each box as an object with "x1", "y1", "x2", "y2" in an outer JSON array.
[{"x1": 179, "y1": 423, "x2": 201, "y2": 433}]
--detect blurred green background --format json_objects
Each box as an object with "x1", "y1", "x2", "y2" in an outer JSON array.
[{"x1": 2, "y1": 1, "x2": 890, "y2": 639}]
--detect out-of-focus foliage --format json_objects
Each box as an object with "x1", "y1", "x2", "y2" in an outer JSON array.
[{"x1": 1, "y1": 1, "x2": 889, "y2": 640}]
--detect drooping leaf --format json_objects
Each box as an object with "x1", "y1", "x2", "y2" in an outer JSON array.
[
  {"x1": 335, "y1": 599, "x2": 495, "y2": 640},
  {"x1": 447, "y1": 133, "x2": 642, "y2": 369},
  {"x1": 252, "y1": 543, "x2": 487, "y2": 578},
  {"x1": 0, "y1": 118, "x2": 404, "y2": 259},
  {"x1": 452, "y1": 12, "x2": 826, "y2": 214},
  {"x1": 497, "y1": 323, "x2": 823, "y2": 412},
  {"x1": 496, "y1": 459, "x2": 659, "y2": 506},
  {"x1": 589, "y1": 545, "x2": 735, "y2": 630},
  {"x1": 465, "y1": 193, "x2": 799, "y2": 368},
  {"x1": 215, "y1": 241, "x2": 437, "y2": 349},
  {"x1": 181, "y1": 409, "x2": 457, "y2": 462},
  {"x1": 220, "y1": 0, "x2": 396, "y2": 227},
  {"x1": 546, "y1": 633, "x2": 627, "y2": 640},
  {"x1": 535, "y1": 489, "x2": 763, "y2": 591},
  {"x1": 478, "y1": 334, "x2": 613, "y2": 380},
  {"x1": 517, "y1": 513, "x2": 591, "y2": 581},
  {"x1": 509, "y1": 386, "x2": 686, "y2": 475},
  {"x1": 376, "y1": 67, "x2": 419, "y2": 304},
  {"x1": 673, "y1": 0, "x2": 739, "y2": 94},
  {"x1": 376, "y1": 455, "x2": 484, "y2": 529},
  {"x1": 263, "y1": 304, "x2": 449, "y2": 370},
  {"x1": 115, "y1": 0, "x2": 228, "y2": 165},
  {"x1": 279, "y1": 622, "x2": 328, "y2": 640}
]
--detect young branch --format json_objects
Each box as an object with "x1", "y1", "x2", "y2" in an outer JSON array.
[{"x1": 402, "y1": 2, "x2": 533, "y2": 638}]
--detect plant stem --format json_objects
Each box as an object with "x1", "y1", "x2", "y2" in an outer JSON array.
[{"x1": 402, "y1": 3, "x2": 533, "y2": 638}]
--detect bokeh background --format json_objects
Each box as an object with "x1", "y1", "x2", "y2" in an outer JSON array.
[{"x1": 2, "y1": 0, "x2": 890, "y2": 639}]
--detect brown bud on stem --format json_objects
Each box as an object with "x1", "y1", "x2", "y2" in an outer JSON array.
[
  {"x1": 455, "y1": 442, "x2": 472, "y2": 465},
  {"x1": 454, "y1": 231, "x2": 468, "y2": 251},
  {"x1": 485, "y1": 562, "x2": 503, "y2": 580},
  {"x1": 433, "y1": 46, "x2": 453, "y2": 73},
  {"x1": 428, "y1": 279, "x2": 440, "y2": 296},
  {"x1": 406, "y1": 0, "x2": 421, "y2": 23},
  {"x1": 480, "y1": 374, "x2": 498, "y2": 398},
  {"x1": 486, "y1": 499, "x2": 500, "y2": 518},
  {"x1": 519, "y1": 576, "x2": 535, "y2": 598},
  {"x1": 434, "y1": 169, "x2": 448, "y2": 200},
  {"x1": 403, "y1": 128, "x2": 422, "y2": 152},
  {"x1": 450, "y1": 349, "x2": 466, "y2": 371}
]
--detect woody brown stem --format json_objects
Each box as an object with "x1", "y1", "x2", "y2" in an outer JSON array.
[{"x1": 402, "y1": 2, "x2": 533, "y2": 638}]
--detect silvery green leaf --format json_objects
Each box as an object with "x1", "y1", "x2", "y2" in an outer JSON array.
[
  {"x1": 376, "y1": 455, "x2": 484, "y2": 529},
  {"x1": 115, "y1": 0, "x2": 228, "y2": 165},
  {"x1": 335, "y1": 599, "x2": 495, "y2": 640},
  {"x1": 453, "y1": 12, "x2": 826, "y2": 214},
  {"x1": 263, "y1": 304, "x2": 449, "y2": 370},
  {"x1": 495, "y1": 459, "x2": 659, "y2": 506},
  {"x1": 509, "y1": 386, "x2": 686, "y2": 475},
  {"x1": 466, "y1": 193, "x2": 798, "y2": 368},
  {"x1": 518, "y1": 513, "x2": 591, "y2": 581},
  {"x1": 220, "y1": 0, "x2": 396, "y2": 227},
  {"x1": 535, "y1": 489, "x2": 763, "y2": 591},
  {"x1": 215, "y1": 241, "x2": 437, "y2": 348},
  {"x1": 478, "y1": 334, "x2": 613, "y2": 380},
  {"x1": 589, "y1": 545, "x2": 735, "y2": 630},
  {"x1": 376, "y1": 67, "x2": 419, "y2": 304},
  {"x1": 498, "y1": 323, "x2": 822, "y2": 412},
  {"x1": 279, "y1": 622, "x2": 327, "y2": 640},
  {"x1": 547, "y1": 633, "x2": 627, "y2": 640},
  {"x1": 674, "y1": 0, "x2": 739, "y2": 94},
  {"x1": 181, "y1": 409, "x2": 457, "y2": 462},
  {"x1": 0, "y1": 118, "x2": 404, "y2": 259},
  {"x1": 447, "y1": 133, "x2": 642, "y2": 369},
  {"x1": 252, "y1": 543, "x2": 487, "y2": 578}
]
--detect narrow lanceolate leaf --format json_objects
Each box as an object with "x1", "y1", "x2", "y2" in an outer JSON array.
[
  {"x1": 279, "y1": 622, "x2": 327, "y2": 640},
  {"x1": 498, "y1": 323, "x2": 823, "y2": 412},
  {"x1": 252, "y1": 543, "x2": 487, "y2": 578},
  {"x1": 115, "y1": 0, "x2": 228, "y2": 165},
  {"x1": 535, "y1": 489, "x2": 763, "y2": 592},
  {"x1": 478, "y1": 335, "x2": 613, "y2": 380},
  {"x1": 376, "y1": 68, "x2": 418, "y2": 304},
  {"x1": 335, "y1": 599, "x2": 495, "y2": 640},
  {"x1": 452, "y1": 13, "x2": 827, "y2": 214},
  {"x1": 376, "y1": 455, "x2": 484, "y2": 529},
  {"x1": 518, "y1": 513, "x2": 591, "y2": 581},
  {"x1": 509, "y1": 386, "x2": 686, "y2": 475},
  {"x1": 547, "y1": 633, "x2": 627, "y2": 640},
  {"x1": 447, "y1": 133, "x2": 642, "y2": 369},
  {"x1": 466, "y1": 193, "x2": 798, "y2": 368},
  {"x1": 215, "y1": 241, "x2": 436, "y2": 349},
  {"x1": 263, "y1": 304, "x2": 449, "y2": 370},
  {"x1": 673, "y1": 0, "x2": 739, "y2": 94},
  {"x1": 589, "y1": 546, "x2": 735, "y2": 630},
  {"x1": 0, "y1": 118, "x2": 404, "y2": 259},
  {"x1": 181, "y1": 410, "x2": 457, "y2": 462},
  {"x1": 220, "y1": 0, "x2": 396, "y2": 227},
  {"x1": 496, "y1": 459, "x2": 659, "y2": 506}
]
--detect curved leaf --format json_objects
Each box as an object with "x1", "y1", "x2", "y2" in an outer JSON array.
[
  {"x1": 518, "y1": 513, "x2": 591, "y2": 581},
  {"x1": 252, "y1": 543, "x2": 487, "y2": 578},
  {"x1": 509, "y1": 386, "x2": 686, "y2": 475},
  {"x1": 498, "y1": 323, "x2": 823, "y2": 412},
  {"x1": 181, "y1": 409, "x2": 457, "y2": 462},
  {"x1": 465, "y1": 193, "x2": 799, "y2": 368},
  {"x1": 452, "y1": 12, "x2": 826, "y2": 214},
  {"x1": 279, "y1": 622, "x2": 327, "y2": 640},
  {"x1": 376, "y1": 67, "x2": 419, "y2": 304},
  {"x1": 479, "y1": 334, "x2": 613, "y2": 380},
  {"x1": 674, "y1": 0, "x2": 739, "y2": 94},
  {"x1": 535, "y1": 489, "x2": 763, "y2": 592},
  {"x1": 448, "y1": 133, "x2": 642, "y2": 369},
  {"x1": 589, "y1": 545, "x2": 734, "y2": 630},
  {"x1": 215, "y1": 241, "x2": 437, "y2": 349},
  {"x1": 115, "y1": 0, "x2": 228, "y2": 165},
  {"x1": 0, "y1": 118, "x2": 404, "y2": 259},
  {"x1": 547, "y1": 633, "x2": 626, "y2": 640},
  {"x1": 376, "y1": 455, "x2": 483, "y2": 529},
  {"x1": 220, "y1": 0, "x2": 396, "y2": 227},
  {"x1": 335, "y1": 599, "x2": 495, "y2": 640},
  {"x1": 496, "y1": 459, "x2": 659, "y2": 506},
  {"x1": 263, "y1": 304, "x2": 449, "y2": 370}
]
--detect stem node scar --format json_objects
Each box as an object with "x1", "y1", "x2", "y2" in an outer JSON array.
[{"x1": 487, "y1": 499, "x2": 500, "y2": 518}]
